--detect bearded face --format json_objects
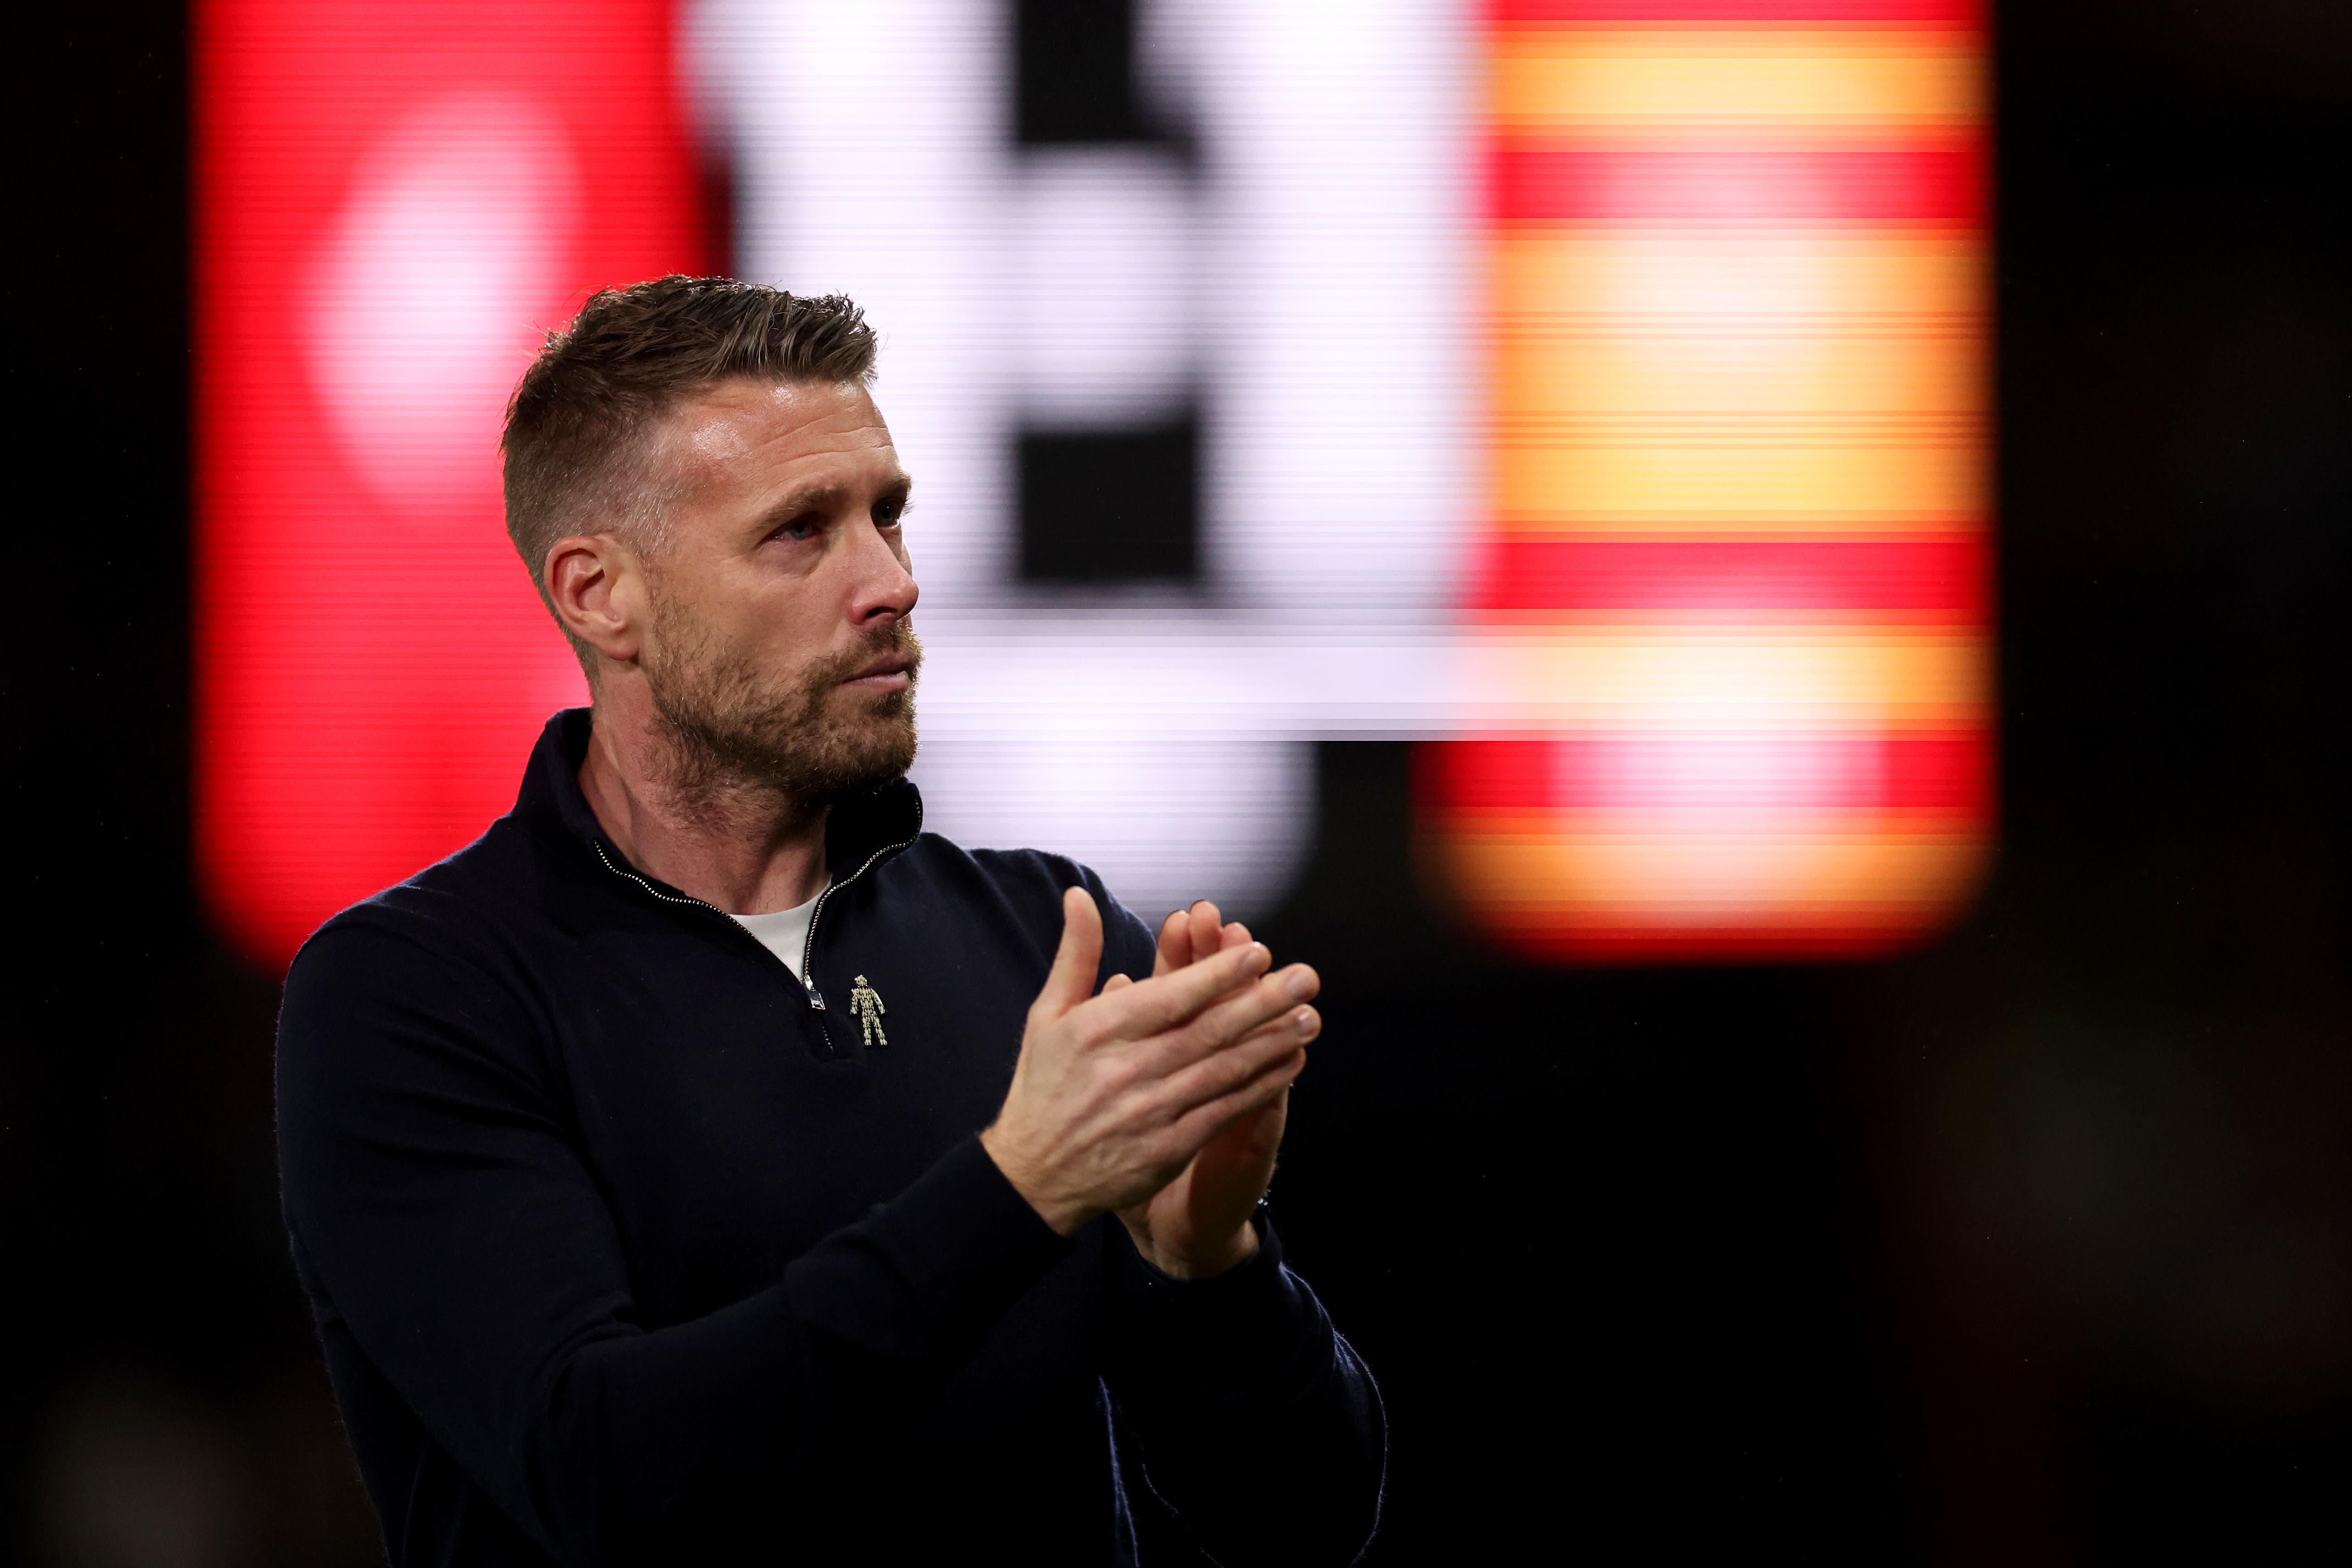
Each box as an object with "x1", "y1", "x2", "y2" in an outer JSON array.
[{"x1": 639, "y1": 580, "x2": 921, "y2": 807}]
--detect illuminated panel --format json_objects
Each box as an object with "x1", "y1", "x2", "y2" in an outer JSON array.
[
  {"x1": 194, "y1": 0, "x2": 710, "y2": 968},
  {"x1": 695, "y1": 0, "x2": 1471, "y2": 923},
  {"x1": 1422, "y1": 0, "x2": 1992, "y2": 960}
]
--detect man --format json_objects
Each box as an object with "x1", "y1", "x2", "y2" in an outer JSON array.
[{"x1": 275, "y1": 276, "x2": 1385, "y2": 1566}]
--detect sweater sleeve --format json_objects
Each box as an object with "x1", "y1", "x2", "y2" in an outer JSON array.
[
  {"x1": 275, "y1": 907, "x2": 1071, "y2": 1566},
  {"x1": 1079, "y1": 880, "x2": 1386, "y2": 1562},
  {"x1": 1105, "y1": 1213, "x2": 1388, "y2": 1566}
]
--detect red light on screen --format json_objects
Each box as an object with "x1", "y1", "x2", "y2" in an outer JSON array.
[
  {"x1": 1422, "y1": 0, "x2": 1994, "y2": 961},
  {"x1": 194, "y1": 0, "x2": 710, "y2": 969}
]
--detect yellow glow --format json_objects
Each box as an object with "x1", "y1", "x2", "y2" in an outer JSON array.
[
  {"x1": 1493, "y1": 28, "x2": 1984, "y2": 129},
  {"x1": 1496, "y1": 230, "x2": 1982, "y2": 320},
  {"x1": 1461, "y1": 629, "x2": 1989, "y2": 732},
  {"x1": 1435, "y1": 822, "x2": 1989, "y2": 925},
  {"x1": 1494, "y1": 228, "x2": 1984, "y2": 417},
  {"x1": 1498, "y1": 327, "x2": 1979, "y2": 417},
  {"x1": 1496, "y1": 416, "x2": 1985, "y2": 531}
]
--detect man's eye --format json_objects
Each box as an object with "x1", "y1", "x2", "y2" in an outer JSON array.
[
  {"x1": 778, "y1": 516, "x2": 819, "y2": 542},
  {"x1": 875, "y1": 500, "x2": 906, "y2": 528}
]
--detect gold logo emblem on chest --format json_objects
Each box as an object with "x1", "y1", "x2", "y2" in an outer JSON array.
[{"x1": 847, "y1": 975, "x2": 888, "y2": 1049}]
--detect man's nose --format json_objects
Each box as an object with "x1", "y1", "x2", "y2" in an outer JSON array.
[{"x1": 844, "y1": 518, "x2": 919, "y2": 626}]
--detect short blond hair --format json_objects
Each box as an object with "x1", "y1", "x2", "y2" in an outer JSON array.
[{"x1": 500, "y1": 276, "x2": 878, "y2": 668}]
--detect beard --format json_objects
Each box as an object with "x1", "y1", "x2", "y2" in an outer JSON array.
[{"x1": 639, "y1": 595, "x2": 921, "y2": 810}]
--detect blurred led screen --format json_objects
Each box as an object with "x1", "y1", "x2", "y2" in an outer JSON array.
[
  {"x1": 193, "y1": 0, "x2": 712, "y2": 967},
  {"x1": 195, "y1": 0, "x2": 1990, "y2": 970},
  {"x1": 1424, "y1": 0, "x2": 1991, "y2": 959}
]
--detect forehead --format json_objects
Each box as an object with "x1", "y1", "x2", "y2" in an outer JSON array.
[{"x1": 656, "y1": 377, "x2": 898, "y2": 504}]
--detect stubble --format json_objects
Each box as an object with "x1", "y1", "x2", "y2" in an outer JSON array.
[{"x1": 639, "y1": 593, "x2": 922, "y2": 812}]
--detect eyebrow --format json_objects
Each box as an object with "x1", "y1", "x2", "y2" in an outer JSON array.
[{"x1": 757, "y1": 472, "x2": 914, "y2": 532}]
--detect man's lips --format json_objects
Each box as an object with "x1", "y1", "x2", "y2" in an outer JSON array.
[{"x1": 842, "y1": 655, "x2": 915, "y2": 690}]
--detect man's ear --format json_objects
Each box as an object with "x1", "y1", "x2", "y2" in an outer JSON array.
[{"x1": 545, "y1": 534, "x2": 647, "y2": 669}]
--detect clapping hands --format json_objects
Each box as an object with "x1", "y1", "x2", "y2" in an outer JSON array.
[
  {"x1": 980, "y1": 890, "x2": 1319, "y2": 1276},
  {"x1": 1110, "y1": 900, "x2": 1308, "y2": 1279}
]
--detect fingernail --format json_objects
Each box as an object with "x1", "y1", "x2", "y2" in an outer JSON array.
[
  {"x1": 1293, "y1": 1007, "x2": 1318, "y2": 1037},
  {"x1": 1284, "y1": 966, "x2": 1315, "y2": 999}
]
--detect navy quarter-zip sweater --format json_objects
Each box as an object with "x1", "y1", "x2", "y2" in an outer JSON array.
[{"x1": 275, "y1": 710, "x2": 1384, "y2": 1567}]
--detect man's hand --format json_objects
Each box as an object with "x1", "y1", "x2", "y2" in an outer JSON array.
[
  {"x1": 1113, "y1": 900, "x2": 1311, "y2": 1279},
  {"x1": 980, "y1": 888, "x2": 1318, "y2": 1242}
]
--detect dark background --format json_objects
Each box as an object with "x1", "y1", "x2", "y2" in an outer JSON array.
[{"x1": 7, "y1": 2, "x2": 2352, "y2": 1562}]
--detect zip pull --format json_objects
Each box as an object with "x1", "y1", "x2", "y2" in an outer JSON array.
[{"x1": 794, "y1": 808, "x2": 922, "y2": 1020}]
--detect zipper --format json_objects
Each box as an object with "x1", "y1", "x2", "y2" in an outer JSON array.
[
  {"x1": 588, "y1": 840, "x2": 797, "y2": 991},
  {"x1": 589, "y1": 798, "x2": 923, "y2": 1014},
  {"x1": 798, "y1": 793, "x2": 923, "y2": 1010},
  {"x1": 593, "y1": 842, "x2": 732, "y2": 921}
]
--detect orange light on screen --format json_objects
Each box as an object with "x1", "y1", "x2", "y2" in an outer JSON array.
[{"x1": 1421, "y1": 0, "x2": 1993, "y2": 961}]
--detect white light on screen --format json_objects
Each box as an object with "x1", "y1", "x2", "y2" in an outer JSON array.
[
  {"x1": 691, "y1": 0, "x2": 1472, "y2": 922},
  {"x1": 305, "y1": 93, "x2": 581, "y2": 521},
  {"x1": 1013, "y1": 148, "x2": 1196, "y2": 430},
  {"x1": 1147, "y1": 0, "x2": 1477, "y2": 616}
]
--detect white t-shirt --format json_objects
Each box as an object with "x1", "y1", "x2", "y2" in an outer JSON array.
[{"x1": 729, "y1": 889, "x2": 825, "y2": 988}]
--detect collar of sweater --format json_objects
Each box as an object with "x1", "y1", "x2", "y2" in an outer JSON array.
[{"x1": 515, "y1": 706, "x2": 925, "y2": 908}]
